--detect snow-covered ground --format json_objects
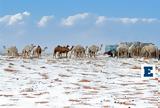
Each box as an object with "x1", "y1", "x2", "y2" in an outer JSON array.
[{"x1": 0, "y1": 55, "x2": 159, "y2": 108}]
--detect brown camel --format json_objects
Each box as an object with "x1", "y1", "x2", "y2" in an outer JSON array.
[{"x1": 53, "y1": 45, "x2": 74, "y2": 58}]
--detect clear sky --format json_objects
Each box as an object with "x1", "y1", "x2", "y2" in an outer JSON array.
[{"x1": 0, "y1": 0, "x2": 160, "y2": 50}]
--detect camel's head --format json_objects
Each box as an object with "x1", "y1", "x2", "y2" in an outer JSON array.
[
  {"x1": 37, "y1": 45, "x2": 41, "y2": 48},
  {"x1": 31, "y1": 44, "x2": 36, "y2": 48},
  {"x1": 85, "y1": 46, "x2": 88, "y2": 49},
  {"x1": 57, "y1": 45, "x2": 61, "y2": 47},
  {"x1": 71, "y1": 46, "x2": 74, "y2": 49},
  {"x1": 66, "y1": 45, "x2": 70, "y2": 48}
]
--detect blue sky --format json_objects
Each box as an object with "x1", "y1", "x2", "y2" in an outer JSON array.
[{"x1": 0, "y1": 0, "x2": 160, "y2": 50}]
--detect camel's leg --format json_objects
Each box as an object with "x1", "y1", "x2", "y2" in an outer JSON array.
[
  {"x1": 66, "y1": 53, "x2": 68, "y2": 58},
  {"x1": 94, "y1": 52, "x2": 96, "y2": 58},
  {"x1": 53, "y1": 52, "x2": 56, "y2": 59},
  {"x1": 53, "y1": 53, "x2": 55, "y2": 58},
  {"x1": 118, "y1": 51, "x2": 119, "y2": 58},
  {"x1": 69, "y1": 51, "x2": 72, "y2": 58}
]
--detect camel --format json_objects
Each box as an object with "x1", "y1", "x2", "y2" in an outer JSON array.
[
  {"x1": 22, "y1": 44, "x2": 36, "y2": 59},
  {"x1": 88, "y1": 45, "x2": 101, "y2": 58},
  {"x1": 128, "y1": 42, "x2": 141, "y2": 57},
  {"x1": 53, "y1": 45, "x2": 73, "y2": 58},
  {"x1": 117, "y1": 43, "x2": 129, "y2": 58},
  {"x1": 3, "y1": 46, "x2": 19, "y2": 57},
  {"x1": 70, "y1": 45, "x2": 86, "y2": 58},
  {"x1": 32, "y1": 46, "x2": 48, "y2": 58},
  {"x1": 141, "y1": 44, "x2": 159, "y2": 58}
]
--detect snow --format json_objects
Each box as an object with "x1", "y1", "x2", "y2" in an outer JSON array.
[{"x1": 0, "y1": 55, "x2": 159, "y2": 108}]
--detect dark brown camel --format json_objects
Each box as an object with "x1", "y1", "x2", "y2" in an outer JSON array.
[{"x1": 53, "y1": 45, "x2": 74, "y2": 58}]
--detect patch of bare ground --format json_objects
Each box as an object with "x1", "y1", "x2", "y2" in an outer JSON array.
[
  {"x1": 20, "y1": 64, "x2": 25, "y2": 67},
  {"x1": 35, "y1": 101, "x2": 49, "y2": 104},
  {"x1": 25, "y1": 95, "x2": 36, "y2": 98},
  {"x1": 120, "y1": 83, "x2": 129, "y2": 86},
  {"x1": 99, "y1": 85, "x2": 108, "y2": 89},
  {"x1": 122, "y1": 62, "x2": 132, "y2": 65},
  {"x1": 59, "y1": 74, "x2": 70, "y2": 77},
  {"x1": 40, "y1": 66, "x2": 46, "y2": 68},
  {"x1": 63, "y1": 106, "x2": 70, "y2": 108},
  {"x1": 69, "y1": 99, "x2": 81, "y2": 102},
  {"x1": 131, "y1": 65, "x2": 141, "y2": 69},
  {"x1": 9, "y1": 63, "x2": 14, "y2": 65},
  {"x1": 79, "y1": 79, "x2": 91, "y2": 82},
  {"x1": 20, "y1": 93, "x2": 28, "y2": 95},
  {"x1": 151, "y1": 78, "x2": 159, "y2": 81},
  {"x1": 133, "y1": 92, "x2": 144, "y2": 95},
  {"x1": 103, "y1": 105, "x2": 110, "y2": 108},
  {"x1": 20, "y1": 88, "x2": 34, "y2": 92},
  {"x1": 10, "y1": 98, "x2": 19, "y2": 101},
  {"x1": 23, "y1": 60, "x2": 30, "y2": 63},
  {"x1": 140, "y1": 97, "x2": 158, "y2": 101},
  {"x1": 4, "y1": 68, "x2": 18, "y2": 73},
  {"x1": 65, "y1": 92, "x2": 70, "y2": 94},
  {"x1": 114, "y1": 100, "x2": 136, "y2": 106},
  {"x1": 135, "y1": 88, "x2": 145, "y2": 91},
  {"x1": 134, "y1": 82, "x2": 148, "y2": 85},
  {"x1": 66, "y1": 69, "x2": 72, "y2": 72},
  {"x1": 82, "y1": 86, "x2": 100, "y2": 90},
  {"x1": 54, "y1": 78, "x2": 62, "y2": 82},
  {"x1": 80, "y1": 97, "x2": 92, "y2": 100},
  {"x1": 6, "y1": 59, "x2": 15, "y2": 61},
  {"x1": 94, "y1": 64, "x2": 105, "y2": 67},
  {"x1": 33, "y1": 92, "x2": 49, "y2": 96},
  {"x1": 0, "y1": 104, "x2": 16, "y2": 106},
  {"x1": 46, "y1": 59, "x2": 56, "y2": 64},
  {"x1": 39, "y1": 73, "x2": 49, "y2": 79},
  {"x1": 78, "y1": 102, "x2": 91, "y2": 105},
  {"x1": 71, "y1": 83, "x2": 81, "y2": 86},
  {"x1": 0, "y1": 94, "x2": 14, "y2": 97}
]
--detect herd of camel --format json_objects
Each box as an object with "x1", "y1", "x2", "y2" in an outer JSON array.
[
  {"x1": 3, "y1": 44, "x2": 103, "y2": 59},
  {"x1": 2, "y1": 42, "x2": 160, "y2": 60},
  {"x1": 106, "y1": 42, "x2": 160, "y2": 59}
]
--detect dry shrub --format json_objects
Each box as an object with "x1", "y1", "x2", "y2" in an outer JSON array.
[{"x1": 39, "y1": 73, "x2": 49, "y2": 79}]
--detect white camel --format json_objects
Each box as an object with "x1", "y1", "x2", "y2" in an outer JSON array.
[
  {"x1": 88, "y1": 45, "x2": 102, "y2": 58},
  {"x1": 128, "y1": 42, "x2": 141, "y2": 57},
  {"x1": 3, "y1": 46, "x2": 19, "y2": 57},
  {"x1": 70, "y1": 45, "x2": 87, "y2": 58},
  {"x1": 22, "y1": 44, "x2": 36, "y2": 58},
  {"x1": 141, "y1": 44, "x2": 159, "y2": 58},
  {"x1": 117, "y1": 43, "x2": 129, "y2": 58}
]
